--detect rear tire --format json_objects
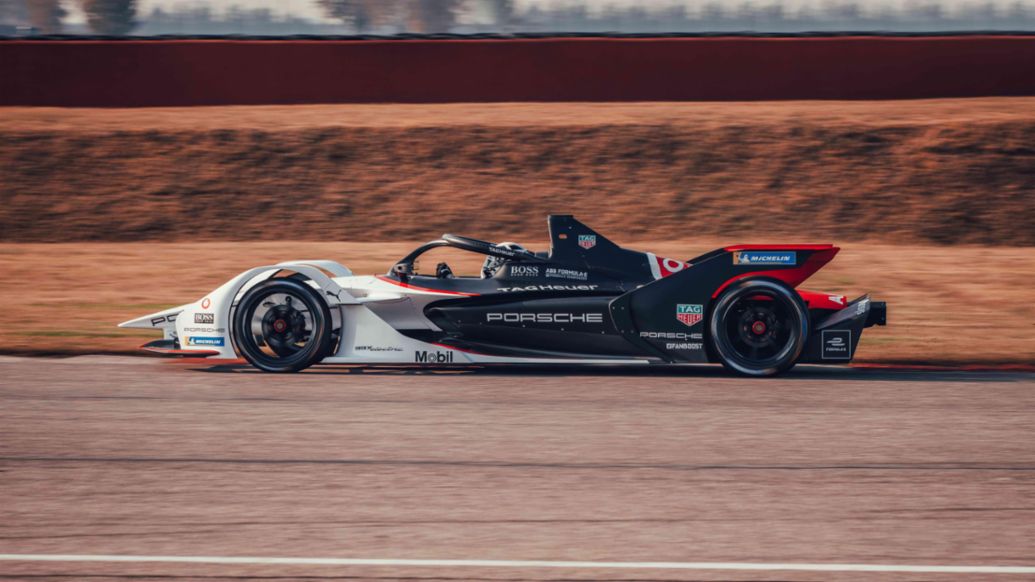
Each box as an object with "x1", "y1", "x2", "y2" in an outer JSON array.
[
  {"x1": 232, "y1": 278, "x2": 333, "y2": 373},
  {"x1": 708, "y1": 278, "x2": 808, "y2": 377}
]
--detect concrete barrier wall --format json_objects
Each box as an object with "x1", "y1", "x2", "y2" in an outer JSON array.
[{"x1": 3, "y1": 36, "x2": 1035, "y2": 106}]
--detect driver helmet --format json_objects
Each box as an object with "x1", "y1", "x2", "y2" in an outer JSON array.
[{"x1": 481, "y1": 242, "x2": 528, "y2": 278}]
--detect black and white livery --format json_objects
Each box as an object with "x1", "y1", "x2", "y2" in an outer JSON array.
[{"x1": 120, "y1": 215, "x2": 886, "y2": 376}]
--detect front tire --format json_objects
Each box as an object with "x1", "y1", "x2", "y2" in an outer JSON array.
[
  {"x1": 232, "y1": 278, "x2": 333, "y2": 373},
  {"x1": 708, "y1": 278, "x2": 808, "y2": 377}
]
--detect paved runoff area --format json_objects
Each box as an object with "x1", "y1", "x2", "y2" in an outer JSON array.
[{"x1": 1, "y1": 356, "x2": 1034, "y2": 581}]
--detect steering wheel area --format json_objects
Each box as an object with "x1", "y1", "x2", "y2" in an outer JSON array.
[{"x1": 442, "y1": 234, "x2": 539, "y2": 261}]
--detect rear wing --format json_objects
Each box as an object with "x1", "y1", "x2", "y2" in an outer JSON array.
[{"x1": 610, "y1": 244, "x2": 839, "y2": 363}]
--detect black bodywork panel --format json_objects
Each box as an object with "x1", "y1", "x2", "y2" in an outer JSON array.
[
  {"x1": 610, "y1": 247, "x2": 831, "y2": 363},
  {"x1": 426, "y1": 295, "x2": 641, "y2": 359},
  {"x1": 387, "y1": 215, "x2": 885, "y2": 363}
]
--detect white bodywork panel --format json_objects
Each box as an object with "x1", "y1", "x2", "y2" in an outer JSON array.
[{"x1": 120, "y1": 260, "x2": 652, "y2": 366}]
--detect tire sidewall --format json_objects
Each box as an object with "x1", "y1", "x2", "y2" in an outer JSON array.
[
  {"x1": 232, "y1": 278, "x2": 333, "y2": 373},
  {"x1": 708, "y1": 278, "x2": 808, "y2": 377}
]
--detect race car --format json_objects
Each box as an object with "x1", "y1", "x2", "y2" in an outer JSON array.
[{"x1": 119, "y1": 215, "x2": 886, "y2": 376}]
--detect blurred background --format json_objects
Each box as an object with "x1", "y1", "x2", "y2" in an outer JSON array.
[
  {"x1": 5, "y1": 4, "x2": 1035, "y2": 578},
  {"x1": 1, "y1": 0, "x2": 1033, "y2": 364},
  {"x1": 4, "y1": 6, "x2": 1035, "y2": 579},
  {"x1": 3, "y1": 0, "x2": 1035, "y2": 36}
]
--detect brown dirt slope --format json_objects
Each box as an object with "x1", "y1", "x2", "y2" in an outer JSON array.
[{"x1": 1, "y1": 99, "x2": 1034, "y2": 245}]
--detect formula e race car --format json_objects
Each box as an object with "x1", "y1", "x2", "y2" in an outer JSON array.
[{"x1": 119, "y1": 215, "x2": 886, "y2": 376}]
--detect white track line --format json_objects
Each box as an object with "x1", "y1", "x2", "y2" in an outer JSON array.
[{"x1": 0, "y1": 555, "x2": 1033, "y2": 574}]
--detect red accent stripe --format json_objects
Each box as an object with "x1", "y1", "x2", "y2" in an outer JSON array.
[
  {"x1": 724, "y1": 244, "x2": 836, "y2": 251},
  {"x1": 431, "y1": 342, "x2": 487, "y2": 356},
  {"x1": 797, "y1": 289, "x2": 847, "y2": 310},
  {"x1": 375, "y1": 275, "x2": 480, "y2": 296}
]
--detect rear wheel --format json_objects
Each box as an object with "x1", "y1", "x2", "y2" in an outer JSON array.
[
  {"x1": 232, "y1": 278, "x2": 332, "y2": 373},
  {"x1": 708, "y1": 278, "x2": 808, "y2": 377}
]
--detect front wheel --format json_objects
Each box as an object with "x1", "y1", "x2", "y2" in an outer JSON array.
[
  {"x1": 232, "y1": 278, "x2": 333, "y2": 373},
  {"x1": 708, "y1": 278, "x2": 808, "y2": 377}
]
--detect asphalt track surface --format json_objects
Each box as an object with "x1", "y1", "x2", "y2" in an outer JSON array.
[{"x1": 1, "y1": 356, "x2": 1034, "y2": 581}]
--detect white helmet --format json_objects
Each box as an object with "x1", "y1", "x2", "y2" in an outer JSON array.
[{"x1": 481, "y1": 242, "x2": 528, "y2": 278}]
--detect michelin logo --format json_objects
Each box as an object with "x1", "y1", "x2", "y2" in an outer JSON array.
[
  {"x1": 733, "y1": 251, "x2": 796, "y2": 266},
  {"x1": 187, "y1": 336, "x2": 224, "y2": 347}
]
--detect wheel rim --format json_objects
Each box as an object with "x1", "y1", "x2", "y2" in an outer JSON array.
[
  {"x1": 718, "y1": 289, "x2": 800, "y2": 369},
  {"x1": 246, "y1": 291, "x2": 315, "y2": 359}
]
